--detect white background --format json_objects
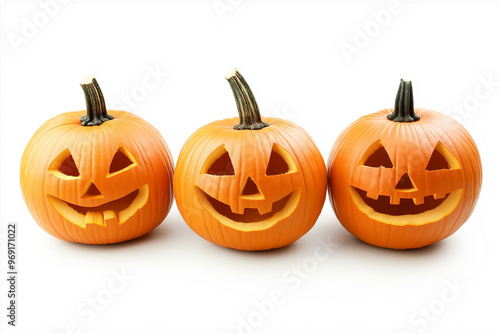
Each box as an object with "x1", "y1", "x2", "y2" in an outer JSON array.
[{"x1": 1, "y1": 1, "x2": 499, "y2": 333}]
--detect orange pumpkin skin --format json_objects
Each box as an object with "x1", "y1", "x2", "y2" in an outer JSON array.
[
  {"x1": 175, "y1": 117, "x2": 326, "y2": 251},
  {"x1": 328, "y1": 107, "x2": 482, "y2": 249},
  {"x1": 20, "y1": 79, "x2": 174, "y2": 244},
  {"x1": 174, "y1": 70, "x2": 327, "y2": 251}
]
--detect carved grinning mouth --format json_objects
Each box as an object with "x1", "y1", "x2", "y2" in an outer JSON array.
[
  {"x1": 349, "y1": 186, "x2": 463, "y2": 225},
  {"x1": 195, "y1": 187, "x2": 301, "y2": 231},
  {"x1": 353, "y1": 187, "x2": 449, "y2": 215},
  {"x1": 48, "y1": 185, "x2": 149, "y2": 228},
  {"x1": 206, "y1": 192, "x2": 292, "y2": 222}
]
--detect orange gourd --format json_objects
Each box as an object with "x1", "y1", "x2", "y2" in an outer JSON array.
[
  {"x1": 174, "y1": 69, "x2": 327, "y2": 251},
  {"x1": 327, "y1": 79, "x2": 482, "y2": 249},
  {"x1": 20, "y1": 76, "x2": 174, "y2": 244}
]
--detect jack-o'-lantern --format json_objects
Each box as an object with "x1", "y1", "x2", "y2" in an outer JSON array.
[
  {"x1": 328, "y1": 79, "x2": 482, "y2": 249},
  {"x1": 20, "y1": 76, "x2": 174, "y2": 244},
  {"x1": 174, "y1": 69, "x2": 327, "y2": 251}
]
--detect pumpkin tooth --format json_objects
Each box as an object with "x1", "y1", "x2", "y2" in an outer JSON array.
[
  {"x1": 412, "y1": 197, "x2": 425, "y2": 205},
  {"x1": 257, "y1": 203, "x2": 273, "y2": 215},
  {"x1": 85, "y1": 212, "x2": 106, "y2": 227},
  {"x1": 365, "y1": 191, "x2": 379, "y2": 200},
  {"x1": 433, "y1": 193, "x2": 446, "y2": 199},
  {"x1": 389, "y1": 196, "x2": 400, "y2": 205},
  {"x1": 103, "y1": 210, "x2": 117, "y2": 226},
  {"x1": 232, "y1": 204, "x2": 245, "y2": 215}
]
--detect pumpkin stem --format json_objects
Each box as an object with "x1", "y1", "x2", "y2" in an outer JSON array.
[
  {"x1": 226, "y1": 69, "x2": 269, "y2": 130},
  {"x1": 387, "y1": 78, "x2": 420, "y2": 122},
  {"x1": 80, "y1": 75, "x2": 114, "y2": 126}
]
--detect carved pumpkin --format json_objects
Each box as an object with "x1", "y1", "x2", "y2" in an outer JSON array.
[
  {"x1": 328, "y1": 79, "x2": 482, "y2": 249},
  {"x1": 20, "y1": 76, "x2": 174, "y2": 244},
  {"x1": 174, "y1": 69, "x2": 327, "y2": 251}
]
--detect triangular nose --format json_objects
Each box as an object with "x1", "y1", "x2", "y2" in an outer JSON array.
[
  {"x1": 395, "y1": 173, "x2": 416, "y2": 190},
  {"x1": 242, "y1": 176, "x2": 262, "y2": 196},
  {"x1": 82, "y1": 181, "x2": 103, "y2": 198}
]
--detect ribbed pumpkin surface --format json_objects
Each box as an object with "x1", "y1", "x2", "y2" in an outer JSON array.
[
  {"x1": 20, "y1": 110, "x2": 174, "y2": 244},
  {"x1": 328, "y1": 109, "x2": 482, "y2": 249},
  {"x1": 174, "y1": 116, "x2": 327, "y2": 251}
]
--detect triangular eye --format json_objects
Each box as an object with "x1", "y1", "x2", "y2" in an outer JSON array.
[
  {"x1": 426, "y1": 142, "x2": 460, "y2": 171},
  {"x1": 266, "y1": 143, "x2": 297, "y2": 176},
  {"x1": 48, "y1": 148, "x2": 80, "y2": 179},
  {"x1": 60, "y1": 155, "x2": 79, "y2": 176},
  {"x1": 109, "y1": 146, "x2": 137, "y2": 175},
  {"x1": 360, "y1": 141, "x2": 393, "y2": 168},
  {"x1": 426, "y1": 150, "x2": 449, "y2": 170},
  {"x1": 202, "y1": 145, "x2": 235, "y2": 176}
]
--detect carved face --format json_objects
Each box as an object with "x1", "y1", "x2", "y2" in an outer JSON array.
[
  {"x1": 349, "y1": 139, "x2": 463, "y2": 225},
  {"x1": 47, "y1": 145, "x2": 149, "y2": 229},
  {"x1": 195, "y1": 142, "x2": 302, "y2": 231},
  {"x1": 174, "y1": 117, "x2": 327, "y2": 251},
  {"x1": 328, "y1": 109, "x2": 482, "y2": 249},
  {"x1": 21, "y1": 111, "x2": 174, "y2": 244}
]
